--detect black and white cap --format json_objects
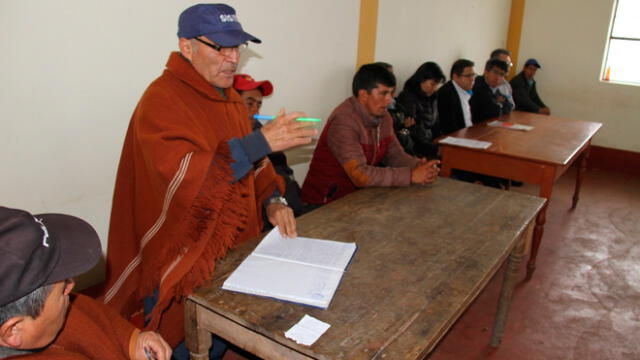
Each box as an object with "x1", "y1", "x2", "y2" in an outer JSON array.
[{"x1": 0, "y1": 206, "x2": 101, "y2": 306}]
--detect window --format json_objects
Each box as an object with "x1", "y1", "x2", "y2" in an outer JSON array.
[{"x1": 602, "y1": 0, "x2": 640, "y2": 85}]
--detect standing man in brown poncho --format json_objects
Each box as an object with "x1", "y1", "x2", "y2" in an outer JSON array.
[{"x1": 101, "y1": 3, "x2": 316, "y2": 358}]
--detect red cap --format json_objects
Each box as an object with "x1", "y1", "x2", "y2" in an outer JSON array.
[{"x1": 233, "y1": 74, "x2": 273, "y2": 96}]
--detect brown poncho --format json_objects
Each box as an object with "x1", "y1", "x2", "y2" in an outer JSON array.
[
  {"x1": 102, "y1": 52, "x2": 283, "y2": 346},
  {"x1": 11, "y1": 294, "x2": 140, "y2": 360}
]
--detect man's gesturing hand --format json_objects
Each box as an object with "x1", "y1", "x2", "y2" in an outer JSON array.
[{"x1": 260, "y1": 109, "x2": 317, "y2": 153}]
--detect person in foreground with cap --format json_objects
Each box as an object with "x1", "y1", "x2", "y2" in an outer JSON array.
[
  {"x1": 233, "y1": 74, "x2": 309, "y2": 217},
  {"x1": 510, "y1": 58, "x2": 551, "y2": 115},
  {"x1": 102, "y1": 3, "x2": 315, "y2": 357},
  {"x1": 0, "y1": 206, "x2": 171, "y2": 360}
]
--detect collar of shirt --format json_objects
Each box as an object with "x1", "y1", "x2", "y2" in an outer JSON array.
[
  {"x1": 452, "y1": 81, "x2": 473, "y2": 128},
  {"x1": 350, "y1": 96, "x2": 383, "y2": 128},
  {"x1": 452, "y1": 80, "x2": 471, "y2": 102}
]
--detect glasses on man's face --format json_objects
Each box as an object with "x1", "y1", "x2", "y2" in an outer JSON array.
[
  {"x1": 490, "y1": 69, "x2": 506, "y2": 77},
  {"x1": 193, "y1": 37, "x2": 248, "y2": 56},
  {"x1": 460, "y1": 72, "x2": 476, "y2": 79}
]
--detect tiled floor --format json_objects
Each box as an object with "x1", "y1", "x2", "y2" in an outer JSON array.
[{"x1": 427, "y1": 166, "x2": 640, "y2": 360}]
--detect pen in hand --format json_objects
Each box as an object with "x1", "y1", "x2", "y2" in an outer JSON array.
[
  {"x1": 144, "y1": 347, "x2": 156, "y2": 360},
  {"x1": 253, "y1": 114, "x2": 322, "y2": 123}
]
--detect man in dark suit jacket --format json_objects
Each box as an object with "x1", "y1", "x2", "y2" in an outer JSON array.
[
  {"x1": 470, "y1": 59, "x2": 513, "y2": 123},
  {"x1": 438, "y1": 59, "x2": 476, "y2": 136},
  {"x1": 510, "y1": 58, "x2": 551, "y2": 115},
  {"x1": 438, "y1": 59, "x2": 507, "y2": 188}
]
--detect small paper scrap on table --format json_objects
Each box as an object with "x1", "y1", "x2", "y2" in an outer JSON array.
[
  {"x1": 284, "y1": 315, "x2": 331, "y2": 346},
  {"x1": 487, "y1": 120, "x2": 534, "y2": 131}
]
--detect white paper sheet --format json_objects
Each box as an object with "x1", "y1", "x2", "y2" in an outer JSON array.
[
  {"x1": 487, "y1": 120, "x2": 534, "y2": 131},
  {"x1": 284, "y1": 315, "x2": 331, "y2": 346},
  {"x1": 439, "y1": 136, "x2": 492, "y2": 149},
  {"x1": 254, "y1": 227, "x2": 356, "y2": 271}
]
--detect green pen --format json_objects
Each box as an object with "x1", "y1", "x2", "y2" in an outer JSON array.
[
  {"x1": 295, "y1": 117, "x2": 322, "y2": 122},
  {"x1": 253, "y1": 114, "x2": 322, "y2": 122}
]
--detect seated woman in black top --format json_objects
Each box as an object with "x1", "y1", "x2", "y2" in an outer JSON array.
[{"x1": 395, "y1": 62, "x2": 446, "y2": 158}]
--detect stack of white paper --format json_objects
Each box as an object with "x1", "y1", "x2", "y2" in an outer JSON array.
[
  {"x1": 222, "y1": 227, "x2": 357, "y2": 309},
  {"x1": 438, "y1": 136, "x2": 492, "y2": 149}
]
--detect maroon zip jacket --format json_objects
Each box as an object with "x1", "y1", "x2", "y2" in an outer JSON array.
[{"x1": 301, "y1": 97, "x2": 419, "y2": 205}]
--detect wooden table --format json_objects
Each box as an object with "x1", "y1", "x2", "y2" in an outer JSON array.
[
  {"x1": 438, "y1": 111, "x2": 601, "y2": 279},
  {"x1": 185, "y1": 178, "x2": 544, "y2": 359}
]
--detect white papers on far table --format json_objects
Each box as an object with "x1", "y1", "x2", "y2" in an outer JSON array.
[
  {"x1": 439, "y1": 136, "x2": 492, "y2": 149},
  {"x1": 222, "y1": 227, "x2": 357, "y2": 308},
  {"x1": 284, "y1": 315, "x2": 331, "y2": 346},
  {"x1": 488, "y1": 120, "x2": 534, "y2": 131}
]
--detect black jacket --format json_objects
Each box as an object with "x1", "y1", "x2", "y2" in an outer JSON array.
[
  {"x1": 469, "y1": 76, "x2": 513, "y2": 123},
  {"x1": 510, "y1": 71, "x2": 547, "y2": 113},
  {"x1": 389, "y1": 100, "x2": 416, "y2": 156},
  {"x1": 437, "y1": 81, "x2": 467, "y2": 136},
  {"x1": 395, "y1": 90, "x2": 440, "y2": 158}
]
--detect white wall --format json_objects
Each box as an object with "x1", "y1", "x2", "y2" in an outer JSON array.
[
  {"x1": 0, "y1": 0, "x2": 358, "y2": 262},
  {"x1": 519, "y1": 0, "x2": 640, "y2": 152},
  {"x1": 230, "y1": 1, "x2": 360, "y2": 178},
  {"x1": 376, "y1": 0, "x2": 512, "y2": 91}
]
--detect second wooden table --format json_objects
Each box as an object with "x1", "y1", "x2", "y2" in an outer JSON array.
[{"x1": 438, "y1": 111, "x2": 601, "y2": 278}]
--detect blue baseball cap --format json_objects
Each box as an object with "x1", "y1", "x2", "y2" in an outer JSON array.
[
  {"x1": 525, "y1": 58, "x2": 541, "y2": 68},
  {"x1": 177, "y1": 4, "x2": 261, "y2": 47}
]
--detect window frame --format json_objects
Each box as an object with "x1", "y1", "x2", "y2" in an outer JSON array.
[{"x1": 601, "y1": 0, "x2": 640, "y2": 86}]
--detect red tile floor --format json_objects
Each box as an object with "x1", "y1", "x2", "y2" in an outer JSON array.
[{"x1": 427, "y1": 165, "x2": 640, "y2": 360}]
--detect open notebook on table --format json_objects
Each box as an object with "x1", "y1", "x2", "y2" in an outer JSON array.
[{"x1": 222, "y1": 227, "x2": 357, "y2": 309}]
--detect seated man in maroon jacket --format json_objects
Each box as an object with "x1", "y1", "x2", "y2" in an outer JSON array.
[
  {"x1": 301, "y1": 64, "x2": 439, "y2": 206},
  {"x1": 0, "y1": 206, "x2": 171, "y2": 360}
]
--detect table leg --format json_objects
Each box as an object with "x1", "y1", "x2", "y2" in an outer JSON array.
[
  {"x1": 572, "y1": 145, "x2": 590, "y2": 209},
  {"x1": 526, "y1": 167, "x2": 554, "y2": 280},
  {"x1": 491, "y1": 223, "x2": 532, "y2": 347},
  {"x1": 441, "y1": 161, "x2": 452, "y2": 177},
  {"x1": 185, "y1": 299, "x2": 212, "y2": 360}
]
